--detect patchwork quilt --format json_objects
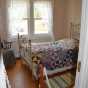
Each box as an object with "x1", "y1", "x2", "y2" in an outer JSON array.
[{"x1": 32, "y1": 39, "x2": 78, "y2": 70}]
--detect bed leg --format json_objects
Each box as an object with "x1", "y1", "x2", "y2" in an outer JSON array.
[{"x1": 38, "y1": 64, "x2": 45, "y2": 88}]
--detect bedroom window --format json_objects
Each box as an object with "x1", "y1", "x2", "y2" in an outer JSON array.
[
  {"x1": 8, "y1": 0, "x2": 53, "y2": 39},
  {"x1": 8, "y1": 0, "x2": 28, "y2": 37},
  {"x1": 34, "y1": 1, "x2": 52, "y2": 34}
]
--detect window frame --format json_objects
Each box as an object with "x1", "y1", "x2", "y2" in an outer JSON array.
[
  {"x1": 7, "y1": 0, "x2": 54, "y2": 42},
  {"x1": 30, "y1": 0, "x2": 54, "y2": 41}
]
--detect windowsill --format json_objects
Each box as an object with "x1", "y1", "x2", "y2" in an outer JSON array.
[{"x1": 30, "y1": 34, "x2": 54, "y2": 42}]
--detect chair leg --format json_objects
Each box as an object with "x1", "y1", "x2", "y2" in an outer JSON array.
[{"x1": 38, "y1": 64, "x2": 45, "y2": 88}]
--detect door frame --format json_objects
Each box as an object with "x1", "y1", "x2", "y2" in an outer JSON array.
[{"x1": 75, "y1": 0, "x2": 88, "y2": 88}]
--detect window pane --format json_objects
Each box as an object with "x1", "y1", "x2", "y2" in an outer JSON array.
[
  {"x1": 34, "y1": 1, "x2": 52, "y2": 34},
  {"x1": 9, "y1": 1, "x2": 27, "y2": 19},
  {"x1": 34, "y1": 20, "x2": 49, "y2": 34},
  {"x1": 8, "y1": 0, "x2": 28, "y2": 36},
  {"x1": 9, "y1": 20, "x2": 28, "y2": 36}
]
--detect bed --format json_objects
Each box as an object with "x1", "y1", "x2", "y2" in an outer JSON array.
[
  {"x1": 19, "y1": 22, "x2": 80, "y2": 86},
  {"x1": 19, "y1": 39, "x2": 78, "y2": 82},
  {"x1": 32, "y1": 39, "x2": 78, "y2": 78}
]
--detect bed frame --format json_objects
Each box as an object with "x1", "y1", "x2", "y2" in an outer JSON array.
[
  {"x1": 37, "y1": 22, "x2": 81, "y2": 88},
  {"x1": 38, "y1": 64, "x2": 76, "y2": 88},
  {"x1": 70, "y1": 22, "x2": 80, "y2": 41},
  {"x1": 17, "y1": 34, "x2": 32, "y2": 70},
  {"x1": 18, "y1": 22, "x2": 81, "y2": 88}
]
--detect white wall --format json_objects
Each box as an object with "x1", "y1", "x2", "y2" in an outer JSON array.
[
  {"x1": 53, "y1": 0, "x2": 82, "y2": 40},
  {"x1": 53, "y1": 0, "x2": 66, "y2": 40},
  {"x1": 65, "y1": 0, "x2": 82, "y2": 38},
  {"x1": 0, "y1": 0, "x2": 7, "y2": 40}
]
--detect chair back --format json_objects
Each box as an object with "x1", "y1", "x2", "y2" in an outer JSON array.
[{"x1": 3, "y1": 40, "x2": 12, "y2": 49}]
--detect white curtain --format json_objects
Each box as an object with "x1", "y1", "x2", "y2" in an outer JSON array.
[{"x1": 8, "y1": 0, "x2": 28, "y2": 38}]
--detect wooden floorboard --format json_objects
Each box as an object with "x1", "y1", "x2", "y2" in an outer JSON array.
[
  {"x1": 5, "y1": 59, "x2": 75, "y2": 88},
  {"x1": 6, "y1": 59, "x2": 36, "y2": 88}
]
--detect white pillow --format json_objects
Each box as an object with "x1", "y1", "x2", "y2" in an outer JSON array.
[{"x1": 55, "y1": 38, "x2": 78, "y2": 49}]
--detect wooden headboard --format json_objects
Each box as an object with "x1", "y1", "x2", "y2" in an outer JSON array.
[{"x1": 70, "y1": 22, "x2": 80, "y2": 40}]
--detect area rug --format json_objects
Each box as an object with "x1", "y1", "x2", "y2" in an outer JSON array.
[{"x1": 45, "y1": 72, "x2": 75, "y2": 88}]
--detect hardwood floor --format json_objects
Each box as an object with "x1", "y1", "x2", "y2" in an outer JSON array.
[
  {"x1": 5, "y1": 59, "x2": 75, "y2": 88},
  {"x1": 6, "y1": 59, "x2": 36, "y2": 88}
]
